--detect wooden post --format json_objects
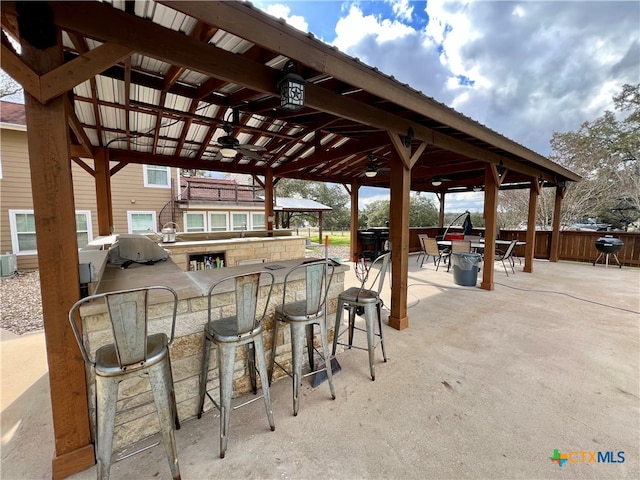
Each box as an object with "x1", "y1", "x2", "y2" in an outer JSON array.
[
  {"x1": 480, "y1": 165, "x2": 498, "y2": 291},
  {"x1": 349, "y1": 181, "x2": 359, "y2": 261},
  {"x1": 318, "y1": 211, "x2": 323, "y2": 244},
  {"x1": 264, "y1": 167, "x2": 274, "y2": 235},
  {"x1": 549, "y1": 185, "x2": 565, "y2": 262},
  {"x1": 524, "y1": 179, "x2": 541, "y2": 273},
  {"x1": 387, "y1": 155, "x2": 410, "y2": 330},
  {"x1": 436, "y1": 192, "x2": 445, "y2": 228},
  {"x1": 94, "y1": 147, "x2": 113, "y2": 236},
  {"x1": 21, "y1": 17, "x2": 96, "y2": 479}
]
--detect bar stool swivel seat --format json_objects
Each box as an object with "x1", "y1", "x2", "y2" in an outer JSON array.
[
  {"x1": 197, "y1": 271, "x2": 276, "y2": 458},
  {"x1": 68, "y1": 286, "x2": 181, "y2": 480}
]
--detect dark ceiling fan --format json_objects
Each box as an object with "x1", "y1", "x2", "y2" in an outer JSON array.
[
  {"x1": 213, "y1": 111, "x2": 267, "y2": 161},
  {"x1": 360, "y1": 154, "x2": 390, "y2": 178}
]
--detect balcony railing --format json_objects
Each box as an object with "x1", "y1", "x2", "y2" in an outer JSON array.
[{"x1": 179, "y1": 179, "x2": 264, "y2": 204}]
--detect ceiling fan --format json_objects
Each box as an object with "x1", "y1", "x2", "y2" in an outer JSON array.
[
  {"x1": 360, "y1": 154, "x2": 390, "y2": 178},
  {"x1": 213, "y1": 115, "x2": 267, "y2": 161},
  {"x1": 430, "y1": 176, "x2": 453, "y2": 186}
]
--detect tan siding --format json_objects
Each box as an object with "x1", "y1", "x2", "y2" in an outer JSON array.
[
  {"x1": 1, "y1": 127, "x2": 173, "y2": 269},
  {"x1": 111, "y1": 164, "x2": 172, "y2": 233}
]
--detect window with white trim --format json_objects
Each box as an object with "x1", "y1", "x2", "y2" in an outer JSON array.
[
  {"x1": 127, "y1": 211, "x2": 157, "y2": 233},
  {"x1": 184, "y1": 212, "x2": 205, "y2": 232},
  {"x1": 9, "y1": 210, "x2": 92, "y2": 254},
  {"x1": 75, "y1": 211, "x2": 93, "y2": 248},
  {"x1": 209, "y1": 212, "x2": 228, "y2": 232},
  {"x1": 143, "y1": 165, "x2": 171, "y2": 187},
  {"x1": 251, "y1": 212, "x2": 265, "y2": 230},
  {"x1": 231, "y1": 212, "x2": 248, "y2": 231}
]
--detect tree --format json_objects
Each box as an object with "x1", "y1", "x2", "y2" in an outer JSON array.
[
  {"x1": 498, "y1": 83, "x2": 640, "y2": 230},
  {"x1": 274, "y1": 178, "x2": 350, "y2": 230},
  {"x1": 0, "y1": 70, "x2": 22, "y2": 99},
  {"x1": 360, "y1": 194, "x2": 439, "y2": 228}
]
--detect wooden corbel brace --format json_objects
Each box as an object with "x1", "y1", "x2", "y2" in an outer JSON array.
[
  {"x1": 65, "y1": 97, "x2": 93, "y2": 158},
  {"x1": 490, "y1": 163, "x2": 508, "y2": 186},
  {"x1": 0, "y1": 40, "x2": 132, "y2": 104},
  {"x1": 387, "y1": 132, "x2": 411, "y2": 170}
]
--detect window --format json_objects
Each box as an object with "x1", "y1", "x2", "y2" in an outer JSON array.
[
  {"x1": 75, "y1": 211, "x2": 93, "y2": 248},
  {"x1": 231, "y1": 212, "x2": 248, "y2": 231},
  {"x1": 127, "y1": 211, "x2": 157, "y2": 233},
  {"x1": 209, "y1": 212, "x2": 228, "y2": 231},
  {"x1": 9, "y1": 210, "x2": 93, "y2": 254},
  {"x1": 251, "y1": 212, "x2": 265, "y2": 230},
  {"x1": 143, "y1": 165, "x2": 170, "y2": 187},
  {"x1": 184, "y1": 212, "x2": 205, "y2": 232}
]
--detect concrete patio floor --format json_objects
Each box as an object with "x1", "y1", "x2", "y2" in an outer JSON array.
[{"x1": 2, "y1": 257, "x2": 639, "y2": 479}]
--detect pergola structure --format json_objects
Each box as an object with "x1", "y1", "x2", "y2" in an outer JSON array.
[{"x1": 1, "y1": 1, "x2": 581, "y2": 477}]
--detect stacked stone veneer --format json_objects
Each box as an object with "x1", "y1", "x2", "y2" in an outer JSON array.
[
  {"x1": 80, "y1": 268, "x2": 345, "y2": 453},
  {"x1": 164, "y1": 236, "x2": 307, "y2": 270}
]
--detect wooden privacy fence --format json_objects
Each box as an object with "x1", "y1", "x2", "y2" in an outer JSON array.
[{"x1": 407, "y1": 228, "x2": 640, "y2": 267}]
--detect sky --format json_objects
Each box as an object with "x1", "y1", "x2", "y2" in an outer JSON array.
[{"x1": 254, "y1": 0, "x2": 640, "y2": 212}]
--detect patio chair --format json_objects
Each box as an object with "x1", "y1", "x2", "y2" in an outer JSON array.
[
  {"x1": 68, "y1": 286, "x2": 181, "y2": 480},
  {"x1": 197, "y1": 271, "x2": 276, "y2": 458},
  {"x1": 416, "y1": 234, "x2": 429, "y2": 265},
  {"x1": 446, "y1": 240, "x2": 472, "y2": 272},
  {"x1": 422, "y1": 237, "x2": 445, "y2": 270},
  {"x1": 332, "y1": 252, "x2": 390, "y2": 380},
  {"x1": 496, "y1": 239, "x2": 518, "y2": 276},
  {"x1": 269, "y1": 260, "x2": 336, "y2": 416}
]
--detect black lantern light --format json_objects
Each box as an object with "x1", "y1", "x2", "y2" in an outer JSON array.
[{"x1": 278, "y1": 60, "x2": 305, "y2": 111}]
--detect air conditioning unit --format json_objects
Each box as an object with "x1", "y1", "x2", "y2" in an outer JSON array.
[{"x1": 0, "y1": 253, "x2": 17, "y2": 277}]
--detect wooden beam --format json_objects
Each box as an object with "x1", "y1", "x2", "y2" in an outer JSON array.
[
  {"x1": 264, "y1": 167, "x2": 274, "y2": 234},
  {"x1": 162, "y1": 0, "x2": 581, "y2": 182},
  {"x1": 349, "y1": 181, "x2": 359, "y2": 262},
  {"x1": 388, "y1": 132, "x2": 410, "y2": 170},
  {"x1": 524, "y1": 179, "x2": 539, "y2": 273},
  {"x1": 480, "y1": 165, "x2": 498, "y2": 291},
  {"x1": 21, "y1": 31, "x2": 95, "y2": 479},
  {"x1": 40, "y1": 42, "x2": 133, "y2": 103},
  {"x1": 47, "y1": 1, "x2": 558, "y2": 181},
  {"x1": 94, "y1": 148, "x2": 113, "y2": 236},
  {"x1": 549, "y1": 185, "x2": 566, "y2": 262},
  {"x1": 71, "y1": 157, "x2": 94, "y2": 175},
  {"x1": 387, "y1": 156, "x2": 410, "y2": 330},
  {"x1": 0, "y1": 43, "x2": 40, "y2": 99},
  {"x1": 65, "y1": 97, "x2": 93, "y2": 157}
]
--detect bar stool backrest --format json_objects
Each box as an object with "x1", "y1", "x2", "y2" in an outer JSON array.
[
  {"x1": 283, "y1": 261, "x2": 334, "y2": 316},
  {"x1": 207, "y1": 271, "x2": 275, "y2": 333},
  {"x1": 364, "y1": 252, "x2": 391, "y2": 295},
  {"x1": 68, "y1": 286, "x2": 178, "y2": 370}
]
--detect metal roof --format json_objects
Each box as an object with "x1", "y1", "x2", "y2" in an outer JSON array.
[
  {"x1": 275, "y1": 197, "x2": 332, "y2": 212},
  {"x1": 1, "y1": 0, "x2": 581, "y2": 193}
]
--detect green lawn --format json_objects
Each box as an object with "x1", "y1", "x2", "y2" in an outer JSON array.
[{"x1": 309, "y1": 235, "x2": 351, "y2": 246}]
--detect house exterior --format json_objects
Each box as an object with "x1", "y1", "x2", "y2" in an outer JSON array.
[{"x1": 0, "y1": 101, "x2": 267, "y2": 271}]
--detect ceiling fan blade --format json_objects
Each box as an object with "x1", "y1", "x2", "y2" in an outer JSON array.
[
  {"x1": 237, "y1": 149, "x2": 263, "y2": 161},
  {"x1": 237, "y1": 144, "x2": 266, "y2": 152}
]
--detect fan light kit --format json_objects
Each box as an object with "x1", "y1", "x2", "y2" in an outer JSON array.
[
  {"x1": 365, "y1": 154, "x2": 378, "y2": 178},
  {"x1": 431, "y1": 179, "x2": 442, "y2": 186}
]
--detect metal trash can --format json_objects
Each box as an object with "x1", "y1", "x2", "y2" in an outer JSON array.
[{"x1": 451, "y1": 252, "x2": 481, "y2": 286}]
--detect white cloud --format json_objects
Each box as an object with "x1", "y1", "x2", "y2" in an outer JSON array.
[
  {"x1": 333, "y1": 4, "x2": 414, "y2": 52},
  {"x1": 263, "y1": 3, "x2": 309, "y2": 32},
  {"x1": 388, "y1": 0, "x2": 414, "y2": 22}
]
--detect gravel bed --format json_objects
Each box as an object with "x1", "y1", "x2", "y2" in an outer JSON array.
[
  {"x1": 1, "y1": 271, "x2": 44, "y2": 335},
  {"x1": 0, "y1": 248, "x2": 352, "y2": 336}
]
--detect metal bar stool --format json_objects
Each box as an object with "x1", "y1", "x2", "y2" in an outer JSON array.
[
  {"x1": 268, "y1": 260, "x2": 336, "y2": 416},
  {"x1": 332, "y1": 252, "x2": 390, "y2": 380},
  {"x1": 68, "y1": 286, "x2": 181, "y2": 480},
  {"x1": 197, "y1": 271, "x2": 275, "y2": 458}
]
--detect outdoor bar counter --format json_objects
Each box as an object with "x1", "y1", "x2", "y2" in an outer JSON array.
[{"x1": 78, "y1": 257, "x2": 348, "y2": 453}]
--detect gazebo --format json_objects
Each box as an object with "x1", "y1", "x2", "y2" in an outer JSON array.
[{"x1": 0, "y1": 1, "x2": 581, "y2": 477}]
